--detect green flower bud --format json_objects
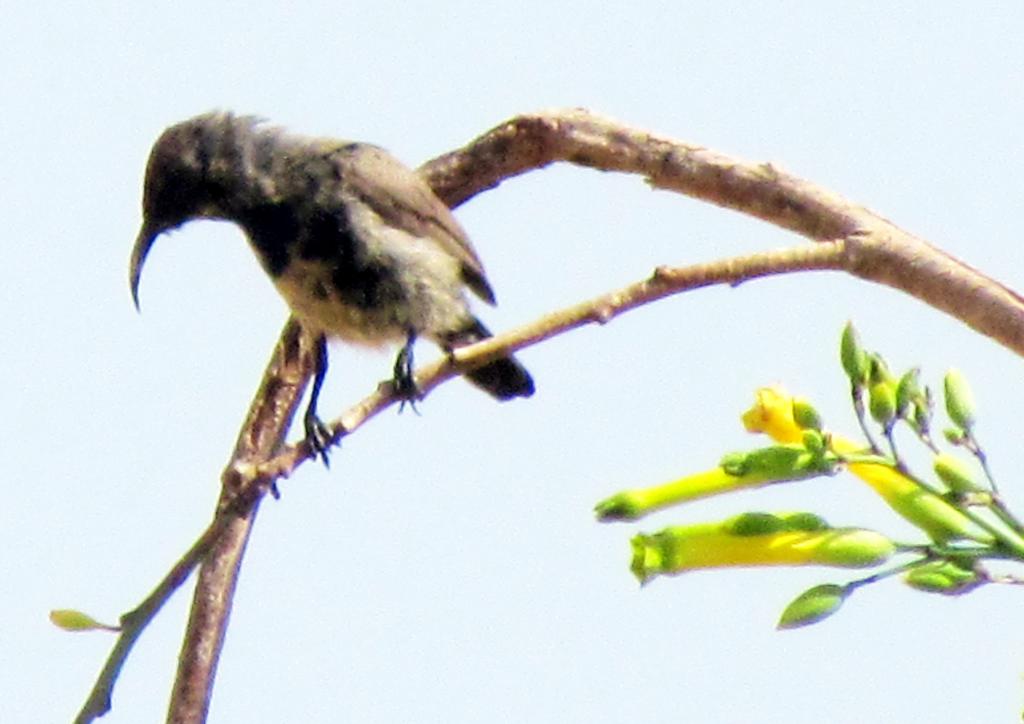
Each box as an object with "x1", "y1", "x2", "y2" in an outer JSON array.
[
  {"x1": 791, "y1": 397, "x2": 823, "y2": 431},
  {"x1": 840, "y1": 322, "x2": 869, "y2": 386},
  {"x1": 904, "y1": 560, "x2": 982, "y2": 595},
  {"x1": 868, "y1": 354, "x2": 895, "y2": 386},
  {"x1": 933, "y1": 452, "x2": 984, "y2": 494},
  {"x1": 777, "y1": 584, "x2": 848, "y2": 630},
  {"x1": 895, "y1": 367, "x2": 922, "y2": 418},
  {"x1": 944, "y1": 368, "x2": 976, "y2": 431},
  {"x1": 911, "y1": 395, "x2": 932, "y2": 436},
  {"x1": 942, "y1": 427, "x2": 965, "y2": 445},
  {"x1": 891, "y1": 488, "x2": 993, "y2": 544},
  {"x1": 868, "y1": 381, "x2": 897, "y2": 426},
  {"x1": 801, "y1": 429, "x2": 826, "y2": 455}
]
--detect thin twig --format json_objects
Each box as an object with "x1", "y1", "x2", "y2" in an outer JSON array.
[
  {"x1": 75, "y1": 322, "x2": 309, "y2": 724},
  {"x1": 73, "y1": 514, "x2": 238, "y2": 724}
]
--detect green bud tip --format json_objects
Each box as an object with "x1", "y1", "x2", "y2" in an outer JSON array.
[
  {"x1": 868, "y1": 381, "x2": 897, "y2": 426},
  {"x1": 943, "y1": 368, "x2": 976, "y2": 431},
  {"x1": 791, "y1": 397, "x2": 824, "y2": 431},
  {"x1": 904, "y1": 560, "x2": 982, "y2": 595},
  {"x1": 911, "y1": 399, "x2": 932, "y2": 435},
  {"x1": 840, "y1": 322, "x2": 869, "y2": 385},
  {"x1": 778, "y1": 584, "x2": 848, "y2": 630},
  {"x1": 933, "y1": 452, "x2": 983, "y2": 494},
  {"x1": 942, "y1": 427, "x2": 965, "y2": 445},
  {"x1": 895, "y1": 367, "x2": 922, "y2": 418},
  {"x1": 868, "y1": 354, "x2": 894, "y2": 386},
  {"x1": 801, "y1": 429, "x2": 826, "y2": 455}
]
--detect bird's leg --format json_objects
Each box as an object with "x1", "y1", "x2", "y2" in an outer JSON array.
[
  {"x1": 303, "y1": 333, "x2": 334, "y2": 466},
  {"x1": 393, "y1": 331, "x2": 421, "y2": 412}
]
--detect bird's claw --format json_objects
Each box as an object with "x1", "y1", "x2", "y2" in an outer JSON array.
[
  {"x1": 395, "y1": 380, "x2": 422, "y2": 414},
  {"x1": 393, "y1": 342, "x2": 422, "y2": 414},
  {"x1": 304, "y1": 412, "x2": 334, "y2": 468}
]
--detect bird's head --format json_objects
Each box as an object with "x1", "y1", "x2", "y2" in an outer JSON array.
[{"x1": 130, "y1": 113, "x2": 243, "y2": 308}]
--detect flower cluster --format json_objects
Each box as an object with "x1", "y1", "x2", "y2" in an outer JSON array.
[{"x1": 596, "y1": 323, "x2": 1024, "y2": 628}]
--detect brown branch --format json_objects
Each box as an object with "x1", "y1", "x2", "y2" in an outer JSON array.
[
  {"x1": 422, "y1": 108, "x2": 1024, "y2": 357},
  {"x1": 74, "y1": 108, "x2": 1024, "y2": 723},
  {"x1": 162, "y1": 320, "x2": 309, "y2": 723},
  {"x1": 165, "y1": 319, "x2": 313, "y2": 723},
  {"x1": 75, "y1": 321, "x2": 312, "y2": 724}
]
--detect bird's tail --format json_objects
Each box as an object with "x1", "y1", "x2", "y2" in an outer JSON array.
[{"x1": 442, "y1": 319, "x2": 535, "y2": 400}]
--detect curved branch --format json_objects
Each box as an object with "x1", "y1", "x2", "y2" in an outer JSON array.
[{"x1": 423, "y1": 108, "x2": 1024, "y2": 357}]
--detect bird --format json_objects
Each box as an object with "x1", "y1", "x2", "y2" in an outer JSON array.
[{"x1": 130, "y1": 111, "x2": 534, "y2": 462}]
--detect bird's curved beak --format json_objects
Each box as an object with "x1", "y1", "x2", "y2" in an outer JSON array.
[{"x1": 130, "y1": 222, "x2": 158, "y2": 311}]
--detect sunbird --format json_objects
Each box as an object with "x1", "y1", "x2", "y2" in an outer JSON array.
[{"x1": 131, "y1": 112, "x2": 534, "y2": 461}]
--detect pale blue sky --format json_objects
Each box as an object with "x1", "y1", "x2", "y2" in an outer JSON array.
[{"x1": 4, "y1": 3, "x2": 1024, "y2": 722}]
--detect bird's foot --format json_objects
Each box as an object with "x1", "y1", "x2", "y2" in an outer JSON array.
[
  {"x1": 393, "y1": 340, "x2": 422, "y2": 414},
  {"x1": 304, "y1": 411, "x2": 335, "y2": 468}
]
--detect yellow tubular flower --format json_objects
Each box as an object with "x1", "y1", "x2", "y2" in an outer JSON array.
[
  {"x1": 596, "y1": 446, "x2": 824, "y2": 522},
  {"x1": 631, "y1": 515, "x2": 894, "y2": 584},
  {"x1": 596, "y1": 469, "x2": 760, "y2": 521},
  {"x1": 742, "y1": 387, "x2": 805, "y2": 444},
  {"x1": 743, "y1": 387, "x2": 993, "y2": 544}
]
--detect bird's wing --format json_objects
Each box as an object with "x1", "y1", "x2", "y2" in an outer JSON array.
[{"x1": 339, "y1": 144, "x2": 496, "y2": 304}]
